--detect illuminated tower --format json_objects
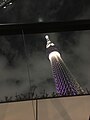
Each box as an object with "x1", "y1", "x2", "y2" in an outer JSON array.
[{"x1": 45, "y1": 35, "x2": 85, "y2": 96}]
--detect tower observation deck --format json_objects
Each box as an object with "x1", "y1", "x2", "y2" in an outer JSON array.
[{"x1": 45, "y1": 35, "x2": 85, "y2": 96}]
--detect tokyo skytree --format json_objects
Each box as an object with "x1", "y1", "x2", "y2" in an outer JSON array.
[{"x1": 45, "y1": 35, "x2": 85, "y2": 96}]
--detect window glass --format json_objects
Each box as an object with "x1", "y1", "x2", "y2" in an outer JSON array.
[{"x1": 0, "y1": 0, "x2": 90, "y2": 24}]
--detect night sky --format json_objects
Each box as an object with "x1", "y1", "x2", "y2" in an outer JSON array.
[{"x1": 0, "y1": 0, "x2": 90, "y2": 102}]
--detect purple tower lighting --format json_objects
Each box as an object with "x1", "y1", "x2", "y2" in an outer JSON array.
[{"x1": 45, "y1": 35, "x2": 85, "y2": 96}]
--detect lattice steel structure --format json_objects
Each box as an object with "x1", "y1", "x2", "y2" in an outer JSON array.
[{"x1": 45, "y1": 35, "x2": 85, "y2": 96}]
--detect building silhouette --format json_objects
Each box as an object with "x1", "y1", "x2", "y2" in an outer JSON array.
[{"x1": 45, "y1": 35, "x2": 85, "y2": 96}]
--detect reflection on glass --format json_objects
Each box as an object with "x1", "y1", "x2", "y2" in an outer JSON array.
[{"x1": 0, "y1": 0, "x2": 90, "y2": 23}]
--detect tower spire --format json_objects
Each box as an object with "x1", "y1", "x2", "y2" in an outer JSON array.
[
  {"x1": 45, "y1": 35, "x2": 55, "y2": 48},
  {"x1": 45, "y1": 35, "x2": 50, "y2": 42}
]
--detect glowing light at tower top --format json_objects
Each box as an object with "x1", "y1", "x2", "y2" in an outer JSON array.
[
  {"x1": 45, "y1": 35, "x2": 49, "y2": 40},
  {"x1": 45, "y1": 35, "x2": 55, "y2": 48}
]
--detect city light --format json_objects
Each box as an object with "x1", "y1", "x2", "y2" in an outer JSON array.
[
  {"x1": 3, "y1": 6, "x2": 6, "y2": 8},
  {"x1": 9, "y1": 2, "x2": 12, "y2": 5},
  {"x1": 0, "y1": 0, "x2": 13, "y2": 9},
  {"x1": 38, "y1": 17, "x2": 43, "y2": 22}
]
